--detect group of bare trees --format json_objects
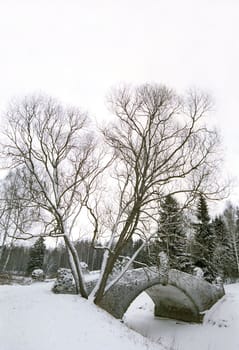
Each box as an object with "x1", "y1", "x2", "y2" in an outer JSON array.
[
  {"x1": 223, "y1": 203, "x2": 239, "y2": 275},
  {"x1": 0, "y1": 169, "x2": 39, "y2": 268},
  {"x1": 0, "y1": 84, "x2": 226, "y2": 305}
]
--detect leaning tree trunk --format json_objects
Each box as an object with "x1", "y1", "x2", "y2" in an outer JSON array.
[
  {"x1": 63, "y1": 235, "x2": 88, "y2": 299},
  {"x1": 93, "y1": 252, "x2": 116, "y2": 305},
  {"x1": 65, "y1": 245, "x2": 80, "y2": 294}
]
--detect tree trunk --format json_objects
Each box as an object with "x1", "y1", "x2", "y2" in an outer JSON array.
[
  {"x1": 65, "y1": 245, "x2": 80, "y2": 294},
  {"x1": 63, "y1": 235, "x2": 88, "y2": 299},
  {"x1": 93, "y1": 254, "x2": 114, "y2": 305}
]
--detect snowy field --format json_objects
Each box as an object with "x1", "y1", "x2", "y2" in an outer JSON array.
[
  {"x1": 0, "y1": 281, "x2": 238, "y2": 350},
  {"x1": 124, "y1": 284, "x2": 239, "y2": 350}
]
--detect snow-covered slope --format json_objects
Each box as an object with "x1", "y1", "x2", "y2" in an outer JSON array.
[
  {"x1": 125, "y1": 283, "x2": 239, "y2": 350},
  {"x1": 1, "y1": 281, "x2": 239, "y2": 350},
  {"x1": 0, "y1": 282, "x2": 162, "y2": 350}
]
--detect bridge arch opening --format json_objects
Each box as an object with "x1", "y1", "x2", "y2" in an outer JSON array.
[
  {"x1": 122, "y1": 283, "x2": 200, "y2": 323},
  {"x1": 123, "y1": 290, "x2": 155, "y2": 325}
]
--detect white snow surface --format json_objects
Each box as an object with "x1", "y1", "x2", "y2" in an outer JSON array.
[
  {"x1": 124, "y1": 283, "x2": 239, "y2": 350},
  {"x1": 0, "y1": 281, "x2": 160, "y2": 350},
  {"x1": 0, "y1": 281, "x2": 239, "y2": 350}
]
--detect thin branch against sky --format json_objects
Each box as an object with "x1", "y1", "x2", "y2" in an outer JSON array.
[{"x1": 0, "y1": 0, "x2": 238, "y2": 208}]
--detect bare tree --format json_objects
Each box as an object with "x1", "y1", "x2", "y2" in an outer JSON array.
[
  {"x1": 91, "y1": 84, "x2": 226, "y2": 304},
  {"x1": 0, "y1": 86, "x2": 226, "y2": 307},
  {"x1": 0, "y1": 169, "x2": 39, "y2": 269},
  {"x1": 223, "y1": 202, "x2": 239, "y2": 275},
  {"x1": 1, "y1": 95, "x2": 107, "y2": 297}
]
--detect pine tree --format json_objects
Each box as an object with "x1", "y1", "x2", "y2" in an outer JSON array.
[
  {"x1": 211, "y1": 215, "x2": 234, "y2": 279},
  {"x1": 192, "y1": 194, "x2": 215, "y2": 280},
  {"x1": 154, "y1": 195, "x2": 187, "y2": 270},
  {"x1": 197, "y1": 194, "x2": 210, "y2": 223},
  {"x1": 27, "y1": 237, "x2": 46, "y2": 275}
]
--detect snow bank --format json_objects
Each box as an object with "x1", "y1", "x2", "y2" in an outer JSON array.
[
  {"x1": 124, "y1": 284, "x2": 239, "y2": 350},
  {"x1": 0, "y1": 282, "x2": 162, "y2": 350},
  {"x1": 1, "y1": 281, "x2": 238, "y2": 350}
]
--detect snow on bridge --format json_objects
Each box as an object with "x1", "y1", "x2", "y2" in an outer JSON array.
[
  {"x1": 97, "y1": 267, "x2": 225, "y2": 322},
  {"x1": 53, "y1": 265, "x2": 225, "y2": 322}
]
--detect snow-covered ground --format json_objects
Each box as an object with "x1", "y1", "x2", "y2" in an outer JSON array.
[
  {"x1": 0, "y1": 281, "x2": 238, "y2": 350},
  {"x1": 0, "y1": 281, "x2": 161, "y2": 350},
  {"x1": 124, "y1": 284, "x2": 239, "y2": 350}
]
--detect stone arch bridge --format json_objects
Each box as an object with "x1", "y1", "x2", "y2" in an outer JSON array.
[{"x1": 96, "y1": 267, "x2": 224, "y2": 322}]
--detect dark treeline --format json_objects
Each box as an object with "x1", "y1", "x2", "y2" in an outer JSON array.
[
  {"x1": 0, "y1": 239, "x2": 151, "y2": 276},
  {"x1": 0, "y1": 240, "x2": 104, "y2": 276},
  {"x1": 1, "y1": 196, "x2": 239, "y2": 283}
]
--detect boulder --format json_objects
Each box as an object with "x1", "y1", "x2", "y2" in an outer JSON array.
[
  {"x1": 31, "y1": 269, "x2": 45, "y2": 281},
  {"x1": 52, "y1": 268, "x2": 76, "y2": 294}
]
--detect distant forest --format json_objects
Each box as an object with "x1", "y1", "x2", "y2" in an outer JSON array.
[
  {"x1": 0, "y1": 240, "x2": 104, "y2": 276},
  {"x1": 0, "y1": 238, "x2": 148, "y2": 277},
  {"x1": 1, "y1": 196, "x2": 239, "y2": 282}
]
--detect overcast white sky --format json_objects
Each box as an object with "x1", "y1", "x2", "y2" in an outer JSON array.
[{"x1": 0, "y1": 0, "x2": 238, "y2": 212}]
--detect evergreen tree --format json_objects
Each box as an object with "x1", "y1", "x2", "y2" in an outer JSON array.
[
  {"x1": 211, "y1": 215, "x2": 234, "y2": 279},
  {"x1": 27, "y1": 237, "x2": 46, "y2": 275},
  {"x1": 153, "y1": 195, "x2": 187, "y2": 270},
  {"x1": 197, "y1": 194, "x2": 210, "y2": 223},
  {"x1": 192, "y1": 194, "x2": 215, "y2": 280}
]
